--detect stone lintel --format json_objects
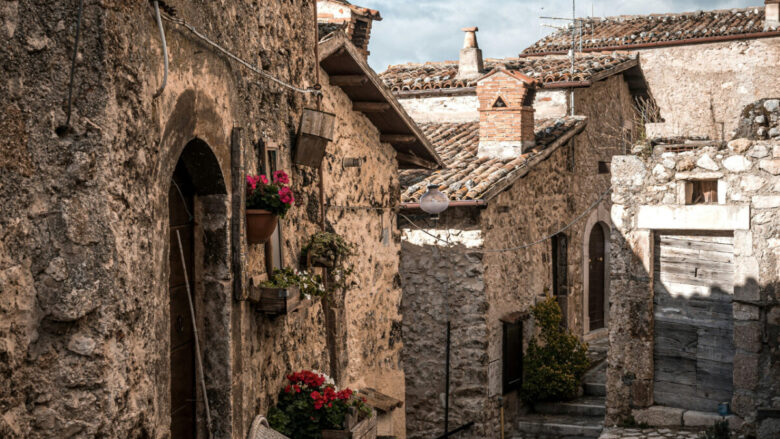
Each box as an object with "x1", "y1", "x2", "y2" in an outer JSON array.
[{"x1": 636, "y1": 205, "x2": 750, "y2": 231}]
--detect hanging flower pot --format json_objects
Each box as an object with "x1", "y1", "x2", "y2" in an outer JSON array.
[
  {"x1": 246, "y1": 209, "x2": 279, "y2": 244},
  {"x1": 246, "y1": 171, "x2": 295, "y2": 245}
]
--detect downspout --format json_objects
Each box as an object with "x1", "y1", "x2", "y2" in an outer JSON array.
[{"x1": 152, "y1": 1, "x2": 168, "y2": 99}]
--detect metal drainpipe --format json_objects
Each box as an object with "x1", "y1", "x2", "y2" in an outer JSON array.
[{"x1": 152, "y1": 1, "x2": 168, "y2": 99}]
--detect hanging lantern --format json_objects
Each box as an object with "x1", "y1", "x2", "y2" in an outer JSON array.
[{"x1": 419, "y1": 184, "x2": 449, "y2": 219}]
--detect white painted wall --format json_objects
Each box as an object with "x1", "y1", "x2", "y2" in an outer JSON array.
[{"x1": 398, "y1": 95, "x2": 479, "y2": 123}]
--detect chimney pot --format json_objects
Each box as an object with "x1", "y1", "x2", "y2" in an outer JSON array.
[
  {"x1": 457, "y1": 27, "x2": 484, "y2": 79},
  {"x1": 766, "y1": 0, "x2": 780, "y2": 30}
]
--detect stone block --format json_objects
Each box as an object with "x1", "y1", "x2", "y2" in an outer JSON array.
[
  {"x1": 748, "y1": 143, "x2": 769, "y2": 158},
  {"x1": 758, "y1": 418, "x2": 780, "y2": 439},
  {"x1": 759, "y1": 159, "x2": 780, "y2": 175},
  {"x1": 774, "y1": 144, "x2": 780, "y2": 158},
  {"x1": 612, "y1": 156, "x2": 648, "y2": 187},
  {"x1": 728, "y1": 138, "x2": 753, "y2": 154},
  {"x1": 739, "y1": 175, "x2": 766, "y2": 192},
  {"x1": 696, "y1": 154, "x2": 719, "y2": 171},
  {"x1": 733, "y1": 230, "x2": 753, "y2": 257},
  {"x1": 683, "y1": 410, "x2": 743, "y2": 429},
  {"x1": 734, "y1": 321, "x2": 763, "y2": 353},
  {"x1": 631, "y1": 379, "x2": 653, "y2": 407},
  {"x1": 752, "y1": 195, "x2": 780, "y2": 209},
  {"x1": 733, "y1": 303, "x2": 760, "y2": 321},
  {"x1": 734, "y1": 257, "x2": 760, "y2": 302},
  {"x1": 731, "y1": 392, "x2": 756, "y2": 417},
  {"x1": 633, "y1": 406, "x2": 684, "y2": 427},
  {"x1": 67, "y1": 334, "x2": 96, "y2": 357},
  {"x1": 722, "y1": 155, "x2": 752, "y2": 172},
  {"x1": 733, "y1": 351, "x2": 760, "y2": 390},
  {"x1": 768, "y1": 306, "x2": 780, "y2": 326}
]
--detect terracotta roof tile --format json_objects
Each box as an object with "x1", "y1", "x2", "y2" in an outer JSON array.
[
  {"x1": 523, "y1": 7, "x2": 773, "y2": 55},
  {"x1": 380, "y1": 53, "x2": 637, "y2": 92},
  {"x1": 401, "y1": 117, "x2": 586, "y2": 202}
]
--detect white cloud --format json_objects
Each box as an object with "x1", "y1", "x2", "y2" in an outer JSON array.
[{"x1": 357, "y1": 0, "x2": 761, "y2": 71}]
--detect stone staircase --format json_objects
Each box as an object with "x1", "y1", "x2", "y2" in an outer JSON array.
[{"x1": 512, "y1": 342, "x2": 608, "y2": 439}]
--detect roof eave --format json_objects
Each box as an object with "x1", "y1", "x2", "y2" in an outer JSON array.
[{"x1": 319, "y1": 33, "x2": 443, "y2": 170}]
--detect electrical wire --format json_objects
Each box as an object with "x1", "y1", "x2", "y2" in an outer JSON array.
[
  {"x1": 399, "y1": 185, "x2": 613, "y2": 254},
  {"x1": 152, "y1": 1, "x2": 168, "y2": 98},
  {"x1": 158, "y1": 13, "x2": 320, "y2": 95}
]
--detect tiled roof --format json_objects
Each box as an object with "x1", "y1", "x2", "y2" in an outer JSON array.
[
  {"x1": 401, "y1": 117, "x2": 587, "y2": 202},
  {"x1": 380, "y1": 53, "x2": 637, "y2": 92},
  {"x1": 523, "y1": 6, "x2": 775, "y2": 55}
]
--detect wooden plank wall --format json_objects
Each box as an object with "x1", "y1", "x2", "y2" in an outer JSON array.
[{"x1": 653, "y1": 232, "x2": 735, "y2": 412}]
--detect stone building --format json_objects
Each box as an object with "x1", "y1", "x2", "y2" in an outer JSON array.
[
  {"x1": 383, "y1": 29, "x2": 654, "y2": 438},
  {"x1": 522, "y1": 1, "x2": 780, "y2": 141},
  {"x1": 607, "y1": 99, "x2": 780, "y2": 438},
  {"x1": 0, "y1": 1, "x2": 439, "y2": 438}
]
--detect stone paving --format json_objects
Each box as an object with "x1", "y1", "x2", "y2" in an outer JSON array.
[{"x1": 600, "y1": 427, "x2": 704, "y2": 439}]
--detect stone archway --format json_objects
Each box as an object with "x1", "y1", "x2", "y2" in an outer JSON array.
[
  {"x1": 167, "y1": 138, "x2": 231, "y2": 438},
  {"x1": 583, "y1": 204, "x2": 611, "y2": 336}
]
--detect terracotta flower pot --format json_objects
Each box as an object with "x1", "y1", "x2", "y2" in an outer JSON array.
[{"x1": 246, "y1": 209, "x2": 278, "y2": 244}]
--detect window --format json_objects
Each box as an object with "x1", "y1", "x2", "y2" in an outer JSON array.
[
  {"x1": 258, "y1": 144, "x2": 283, "y2": 272},
  {"x1": 685, "y1": 179, "x2": 718, "y2": 205},
  {"x1": 502, "y1": 319, "x2": 523, "y2": 394},
  {"x1": 492, "y1": 96, "x2": 508, "y2": 108}
]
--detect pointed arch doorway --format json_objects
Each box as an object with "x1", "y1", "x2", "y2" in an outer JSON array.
[
  {"x1": 166, "y1": 137, "x2": 230, "y2": 438},
  {"x1": 585, "y1": 221, "x2": 610, "y2": 333}
]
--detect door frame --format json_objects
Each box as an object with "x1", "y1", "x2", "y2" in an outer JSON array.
[{"x1": 583, "y1": 204, "x2": 612, "y2": 336}]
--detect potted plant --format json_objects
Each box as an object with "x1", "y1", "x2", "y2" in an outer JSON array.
[
  {"x1": 302, "y1": 232, "x2": 355, "y2": 293},
  {"x1": 246, "y1": 171, "x2": 295, "y2": 244},
  {"x1": 268, "y1": 370, "x2": 375, "y2": 439},
  {"x1": 251, "y1": 268, "x2": 326, "y2": 315}
]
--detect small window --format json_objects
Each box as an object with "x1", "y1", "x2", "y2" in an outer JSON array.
[
  {"x1": 492, "y1": 96, "x2": 507, "y2": 108},
  {"x1": 502, "y1": 319, "x2": 523, "y2": 394},
  {"x1": 687, "y1": 180, "x2": 718, "y2": 205},
  {"x1": 259, "y1": 145, "x2": 283, "y2": 272},
  {"x1": 598, "y1": 161, "x2": 611, "y2": 174}
]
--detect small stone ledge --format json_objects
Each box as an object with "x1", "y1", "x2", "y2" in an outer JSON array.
[{"x1": 632, "y1": 406, "x2": 743, "y2": 430}]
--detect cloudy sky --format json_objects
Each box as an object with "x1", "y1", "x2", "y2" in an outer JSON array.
[{"x1": 357, "y1": 0, "x2": 761, "y2": 72}]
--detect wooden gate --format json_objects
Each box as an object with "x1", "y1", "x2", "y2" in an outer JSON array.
[{"x1": 653, "y1": 232, "x2": 735, "y2": 412}]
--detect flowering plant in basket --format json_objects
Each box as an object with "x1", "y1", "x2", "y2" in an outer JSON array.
[
  {"x1": 246, "y1": 170, "x2": 294, "y2": 217},
  {"x1": 268, "y1": 370, "x2": 372, "y2": 439}
]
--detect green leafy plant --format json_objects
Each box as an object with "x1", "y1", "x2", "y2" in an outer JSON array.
[
  {"x1": 260, "y1": 268, "x2": 326, "y2": 299},
  {"x1": 268, "y1": 370, "x2": 372, "y2": 439},
  {"x1": 698, "y1": 420, "x2": 730, "y2": 439},
  {"x1": 521, "y1": 297, "x2": 590, "y2": 403},
  {"x1": 302, "y1": 232, "x2": 355, "y2": 292}
]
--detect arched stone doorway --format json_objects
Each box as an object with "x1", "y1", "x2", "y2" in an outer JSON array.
[
  {"x1": 583, "y1": 204, "x2": 611, "y2": 336},
  {"x1": 167, "y1": 138, "x2": 230, "y2": 438}
]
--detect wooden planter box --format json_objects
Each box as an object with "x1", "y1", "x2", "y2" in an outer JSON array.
[
  {"x1": 294, "y1": 109, "x2": 335, "y2": 168},
  {"x1": 247, "y1": 285, "x2": 302, "y2": 316},
  {"x1": 321, "y1": 412, "x2": 377, "y2": 439}
]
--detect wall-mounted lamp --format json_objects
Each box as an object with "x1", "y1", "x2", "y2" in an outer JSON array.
[{"x1": 419, "y1": 184, "x2": 449, "y2": 220}]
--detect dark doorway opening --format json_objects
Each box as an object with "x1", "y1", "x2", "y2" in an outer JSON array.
[
  {"x1": 169, "y1": 160, "x2": 197, "y2": 438},
  {"x1": 588, "y1": 224, "x2": 606, "y2": 331},
  {"x1": 552, "y1": 233, "x2": 569, "y2": 328}
]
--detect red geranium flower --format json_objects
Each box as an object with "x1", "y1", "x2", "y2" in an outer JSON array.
[{"x1": 273, "y1": 170, "x2": 289, "y2": 184}]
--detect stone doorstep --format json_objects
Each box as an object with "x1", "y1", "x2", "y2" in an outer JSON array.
[
  {"x1": 632, "y1": 406, "x2": 743, "y2": 429},
  {"x1": 535, "y1": 396, "x2": 607, "y2": 417},
  {"x1": 516, "y1": 413, "x2": 604, "y2": 438}
]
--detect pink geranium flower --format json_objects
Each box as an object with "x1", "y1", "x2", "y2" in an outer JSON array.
[
  {"x1": 279, "y1": 186, "x2": 294, "y2": 205},
  {"x1": 273, "y1": 170, "x2": 289, "y2": 184},
  {"x1": 260, "y1": 175, "x2": 269, "y2": 185}
]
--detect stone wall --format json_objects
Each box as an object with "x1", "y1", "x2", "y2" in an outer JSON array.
[
  {"x1": 639, "y1": 37, "x2": 780, "y2": 140},
  {"x1": 607, "y1": 134, "x2": 780, "y2": 437},
  {"x1": 0, "y1": 1, "x2": 405, "y2": 438}
]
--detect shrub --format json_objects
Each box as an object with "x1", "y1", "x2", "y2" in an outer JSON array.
[
  {"x1": 267, "y1": 370, "x2": 371, "y2": 439},
  {"x1": 521, "y1": 297, "x2": 590, "y2": 403}
]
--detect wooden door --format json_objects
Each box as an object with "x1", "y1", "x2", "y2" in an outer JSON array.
[
  {"x1": 588, "y1": 225, "x2": 606, "y2": 330},
  {"x1": 169, "y1": 163, "x2": 197, "y2": 438},
  {"x1": 653, "y1": 232, "x2": 734, "y2": 412},
  {"x1": 552, "y1": 234, "x2": 568, "y2": 328}
]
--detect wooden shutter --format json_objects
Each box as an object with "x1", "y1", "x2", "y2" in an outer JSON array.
[{"x1": 502, "y1": 320, "x2": 523, "y2": 394}]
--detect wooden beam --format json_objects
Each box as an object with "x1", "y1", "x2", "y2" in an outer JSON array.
[
  {"x1": 380, "y1": 134, "x2": 417, "y2": 144},
  {"x1": 396, "y1": 151, "x2": 436, "y2": 169},
  {"x1": 352, "y1": 101, "x2": 391, "y2": 113},
  {"x1": 329, "y1": 75, "x2": 368, "y2": 87},
  {"x1": 358, "y1": 388, "x2": 403, "y2": 413}
]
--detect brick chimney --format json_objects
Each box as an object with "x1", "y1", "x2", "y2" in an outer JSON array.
[
  {"x1": 476, "y1": 69, "x2": 539, "y2": 159},
  {"x1": 318, "y1": 0, "x2": 382, "y2": 58},
  {"x1": 456, "y1": 27, "x2": 484, "y2": 80},
  {"x1": 767, "y1": 0, "x2": 780, "y2": 30}
]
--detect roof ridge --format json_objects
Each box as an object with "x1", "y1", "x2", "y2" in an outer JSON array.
[{"x1": 580, "y1": 5, "x2": 764, "y2": 22}]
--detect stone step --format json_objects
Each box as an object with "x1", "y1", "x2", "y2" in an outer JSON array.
[
  {"x1": 534, "y1": 396, "x2": 606, "y2": 417},
  {"x1": 515, "y1": 413, "x2": 604, "y2": 438},
  {"x1": 583, "y1": 382, "x2": 606, "y2": 397}
]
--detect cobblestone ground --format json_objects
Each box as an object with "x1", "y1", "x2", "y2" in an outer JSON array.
[{"x1": 600, "y1": 427, "x2": 704, "y2": 438}]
